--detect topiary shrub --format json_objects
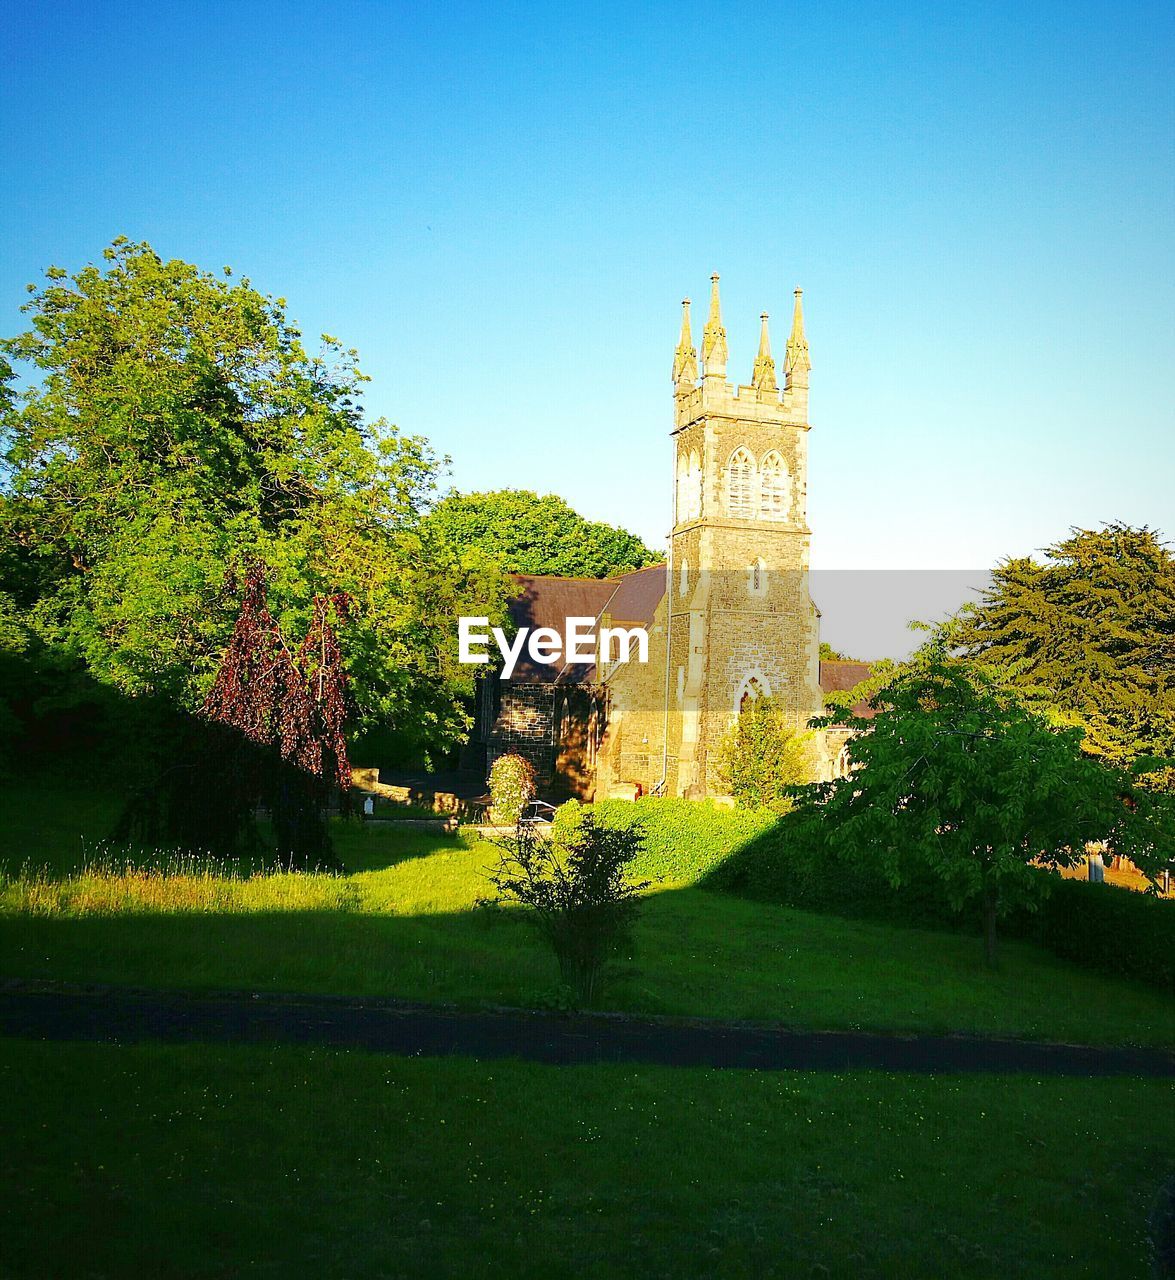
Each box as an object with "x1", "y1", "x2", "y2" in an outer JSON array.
[{"x1": 488, "y1": 753, "x2": 537, "y2": 827}]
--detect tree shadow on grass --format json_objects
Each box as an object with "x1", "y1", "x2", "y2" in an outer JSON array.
[{"x1": 1, "y1": 904, "x2": 555, "y2": 1009}]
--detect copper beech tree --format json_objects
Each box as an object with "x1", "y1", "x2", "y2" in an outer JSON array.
[{"x1": 203, "y1": 561, "x2": 352, "y2": 866}]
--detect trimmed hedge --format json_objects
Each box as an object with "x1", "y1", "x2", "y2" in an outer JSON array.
[
  {"x1": 702, "y1": 813, "x2": 1175, "y2": 994},
  {"x1": 702, "y1": 819, "x2": 968, "y2": 930},
  {"x1": 580, "y1": 798, "x2": 1173, "y2": 992},
  {"x1": 1032, "y1": 877, "x2": 1174, "y2": 992},
  {"x1": 587, "y1": 798, "x2": 777, "y2": 883}
]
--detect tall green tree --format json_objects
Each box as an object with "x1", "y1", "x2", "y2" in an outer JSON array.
[
  {"x1": 948, "y1": 524, "x2": 1175, "y2": 770},
  {"x1": 422, "y1": 488, "x2": 662, "y2": 579},
  {"x1": 0, "y1": 239, "x2": 507, "y2": 775},
  {"x1": 805, "y1": 659, "x2": 1174, "y2": 966}
]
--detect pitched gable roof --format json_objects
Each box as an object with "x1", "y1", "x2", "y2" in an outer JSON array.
[
  {"x1": 602, "y1": 563, "x2": 666, "y2": 625},
  {"x1": 819, "y1": 659, "x2": 876, "y2": 718},
  {"x1": 505, "y1": 574, "x2": 616, "y2": 683}
]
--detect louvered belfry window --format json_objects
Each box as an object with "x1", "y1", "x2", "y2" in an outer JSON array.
[
  {"x1": 759, "y1": 452, "x2": 791, "y2": 521},
  {"x1": 726, "y1": 448, "x2": 755, "y2": 517}
]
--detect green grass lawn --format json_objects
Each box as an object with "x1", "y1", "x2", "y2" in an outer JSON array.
[
  {"x1": 3, "y1": 779, "x2": 1174, "y2": 1278},
  {"x1": 2, "y1": 1039, "x2": 1171, "y2": 1279},
  {"x1": 2, "y1": 785, "x2": 1172, "y2": 1046}
]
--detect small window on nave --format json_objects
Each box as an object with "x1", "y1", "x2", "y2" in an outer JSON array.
[
  {"x1": 746, "y1": 557, "x2": 768, "y2": 597},
  {"x1": 759, "y1": 452, "x2": 791, "y2": 522},
  {"x1": 726, "y1": 448, "x2": 756, "y2": 518}
]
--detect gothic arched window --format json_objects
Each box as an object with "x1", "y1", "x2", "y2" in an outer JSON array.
[
  {"x1": 759, "y1": 452, "x2": 792, "y2": 521},
  {"x1": 734, "y1": 672, "x2": 771, "y2": 717},
  {"x1": 677, "y1": 451, "x2": 703, "y2": 521},
  {"x1": 726, "y1": 448, "x2": 756, "y2": 518},
  {"x1": 556, "y1": 696, "x2": 570, "y2": 743}
]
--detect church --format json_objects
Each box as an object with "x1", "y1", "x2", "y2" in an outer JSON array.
[{"x1": 470, "y1": 275, "x2": 867, "y2": 799}]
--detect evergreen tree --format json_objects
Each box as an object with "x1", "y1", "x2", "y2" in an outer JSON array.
[
  {"x1": 949, "y1": 523, "x2": 1175, "y2": 771},
  {"x1": 714, "y1": 695, "x2": 816, "y2": 812}
]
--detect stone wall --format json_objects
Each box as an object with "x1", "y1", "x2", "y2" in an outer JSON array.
[{"x1": 487, "y1": 683, "x2": 557, "y2": 781}]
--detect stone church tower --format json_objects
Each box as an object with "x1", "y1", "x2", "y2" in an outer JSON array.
[
  {"x1": 472, "y1": 274, "x2": 834, "y2": 802},
  {"x1": 658, "y1": 274, "x2": 824, "y2": 796}
]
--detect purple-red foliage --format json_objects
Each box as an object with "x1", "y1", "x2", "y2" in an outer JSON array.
[
  {"x1": 298, "y1": 592, "x2": 352, "y2": 789},
  {"x1": 203, "y1": 561, "x2": 352, "y2": 788}
]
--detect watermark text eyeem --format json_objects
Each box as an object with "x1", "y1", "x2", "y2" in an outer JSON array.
[{"x1": 459, "y1": 617, "x2": 649, "y2": 679}]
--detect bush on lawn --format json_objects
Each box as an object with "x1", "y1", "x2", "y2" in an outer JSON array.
[
  {"x1": 487, "y1": 804, "x2": 646, "y2": 1006},
  {"x1": 589, "y1": 797, "x2": 777, "y2": 883}
]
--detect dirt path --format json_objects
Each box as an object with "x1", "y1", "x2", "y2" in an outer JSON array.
[{"x1": 2, "y1": 982, "x2": 1172, "y2": 1076}]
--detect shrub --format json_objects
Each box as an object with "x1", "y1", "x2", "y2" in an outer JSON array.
[
  {"x1": 712, "y1": 695, "x2": 818, "y2": 813},
  {"x1": 589, "y1": 797, "x2": 777, "y2": 883},
  {"x1": 488, "y1": 753, "x2": 536, "y2": 826},
  {"x1": 486, "y1": 803, "x2": 647, "y2": 1006}
]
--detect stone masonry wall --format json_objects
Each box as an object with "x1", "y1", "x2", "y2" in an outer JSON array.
[{"x1": 488, "y1": 684, "x2": 557, "y2": 781}]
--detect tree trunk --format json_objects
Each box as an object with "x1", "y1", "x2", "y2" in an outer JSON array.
[{"x1": 982, "y1": 887, "x2": 999, "y2": 969}]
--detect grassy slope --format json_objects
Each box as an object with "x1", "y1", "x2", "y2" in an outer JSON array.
[
  {"x1": 3, "y1": 807, "x2": 1172, "y2": 1046},
  {"x1": 2, "y1": 1039, "x2": 1172, "y2": 1280}
]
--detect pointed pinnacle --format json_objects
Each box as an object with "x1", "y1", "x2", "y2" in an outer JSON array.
[
  {"x1": 672, "y1": 297, "x2": 698, "y2": 386},
  {"x1": 785, "y1": 286, "x2": 811, "y2": 378},
  {"x1": 751, "y1": 311, "x2": 777, "y2": 391},
  {"x1": 701, "y1": 273, "x2": 728, "y2": 378}
]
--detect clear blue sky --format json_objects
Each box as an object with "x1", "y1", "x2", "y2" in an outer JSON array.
[{"x1": 3, "y1": 0, "x2": 1173, "y2": 578}]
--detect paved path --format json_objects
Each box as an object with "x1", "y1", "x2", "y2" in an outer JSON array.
[{"x1": 2, "y1": 983, "x2": 1173, "y2": 1077}]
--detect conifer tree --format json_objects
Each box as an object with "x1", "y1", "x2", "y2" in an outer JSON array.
[{"x1": 950, "y1": 523, "x2": 1175, "y2": 774}]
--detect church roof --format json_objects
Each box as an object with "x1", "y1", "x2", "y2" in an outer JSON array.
[
  {"x1": 819, "y1": 660, "x2": 875, "y2": 718},
  {"x1": 603, "y1": 563, "x2": 667, "y2": 624},
  {"x1": 505, "y1": 565, "x2": 667, "y2": 684},
  {"x1": 505, "y1": 574, "x2": 617, "y2": 683}
]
